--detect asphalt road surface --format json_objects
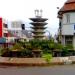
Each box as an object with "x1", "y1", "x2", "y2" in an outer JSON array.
[{"x1": 0, "y1": 65, "x2": 75, "y2": 75}]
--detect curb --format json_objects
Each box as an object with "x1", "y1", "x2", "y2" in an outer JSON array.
[
  {"x1": 0, "y1": 61, "x2": 66, "y2": 67},
  {"x1": 0, "y1": 57, "x2": 74, "y2": 67}
]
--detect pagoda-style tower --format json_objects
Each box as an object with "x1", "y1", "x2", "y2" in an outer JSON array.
[{"x1": 30, "y1": 10, "x2": 48, "y2": 39}]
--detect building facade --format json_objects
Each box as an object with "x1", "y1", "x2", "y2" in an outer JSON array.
[
  {"x1": 0, "y1": 18, "x2": 8, "y2": 42},
  {"x1": 0, "y1": 19, "x2": 32, "y2": 47},
  {"x1": 58, "y1": 0, "x2": 75, "y2": 49},
  {"x1": 9, "y1": 21, "x2": 32, "y2": 41},
  {"x1": 0, "y1": 18, "x2": 8, "y2": 38}
]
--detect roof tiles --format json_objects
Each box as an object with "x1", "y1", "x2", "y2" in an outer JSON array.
[{"x1": 59, "y1": 0, "x2": 75, "y2": 13}]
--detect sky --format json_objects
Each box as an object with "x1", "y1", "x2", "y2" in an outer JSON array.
[{"x1": 0, "y1": 0, "x2": 67, "y2": 36}]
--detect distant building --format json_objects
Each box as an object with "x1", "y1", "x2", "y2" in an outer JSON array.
[
  {"x1": 11, "y1": 21, "x2": 25, "y2": 30},
  {"x1": 0, "y1": 19, "x2": 32, "y2": 47},
  {"x1": 58, "y1": 0, "x2": 75, "y2": 49},
  {"x1": 0, "y1": 18, "x2": 8, "y2": 38},
  {"x1": 0, "y1": 18, "x2": 8, "y2": 41},
  {"x1": 9, "y1": 21, "x2": 32, "y2": 42},
  {"x1": 0, "y1": 18, "x2": 9, "y2": 47},
  {"x1": 8, "y1": 30, "x2": 33, "y2": 42}
]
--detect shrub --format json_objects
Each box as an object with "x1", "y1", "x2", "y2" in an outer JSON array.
[
  {"x1": 54, "y1": 43, "x2": 63, "y2": 50},
  {"x1": 0, "y1": 48, "x2": 4, "y2": 56},
  {"x1": 66, "y1": 44, "x2": 73, "y2": 50},
  {"x1": 62, "y1": 46, "x2": 69, "y2": 56},
  {"x1": 42, "y1": 53, "x2": 52, "y2": 63}
]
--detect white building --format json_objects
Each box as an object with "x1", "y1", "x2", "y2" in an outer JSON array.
[
  {"x1": 58, "y1": 0, "x2": 75, "y2": 49},
  {"x1": 11, "y1": 21, "x2": 25, "y2": 30},
  {"x1": 7, "y1": 21, "x2": 32, "y2": 42}
]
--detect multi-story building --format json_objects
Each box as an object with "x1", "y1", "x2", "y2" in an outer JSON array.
[
  {"x1": 0, "y1": 18, "x2": 8, "y2": 43},
  {"x1": 0, "y1": 19, "x2": 32, "y2": 47},
  {"x1": 0, "y1": 18, "x2": 10, "y2": 48},
  {"x1": 9, "y1": 21, "x2": 32, "y2": 41},
  {"x1": 58, "y1": 0, "x2": 75, "y2": 49},
  {"x1": 0, "y1": 18, "x2": 8, "y2": 38}
]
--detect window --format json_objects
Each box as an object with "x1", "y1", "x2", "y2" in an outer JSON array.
[
  {"x1": 21, "y1": 24, "x2": 25, "y2": 30},
  {"x1": 16, "y1": 31, "x2": 18, "y2": 34},
  {"x1": 3, "y1": 23, "x2": 8, "y2": 28},
  {"x1": 59, "y1": 21, "x2": 61, "y2": 29},
  {"x1": 4, "y1": 33, "x2": 8, "y2": 37},
  {"x1": 66, "y1": 14, "x2": 70, "y2": 23},
  {"x1": 65, "y1": 36, "x2": 73, "y2": 45},
  {"x1": 11, "y1": 21, "x2": 22, "y2": 28},
  {"x1": 74, "y1": 25, "x2": 75, "y2": 30}
]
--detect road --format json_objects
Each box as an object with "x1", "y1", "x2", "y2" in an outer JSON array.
[{"x1": 0, "y1": 65, "x2": 75, "y2": 75}]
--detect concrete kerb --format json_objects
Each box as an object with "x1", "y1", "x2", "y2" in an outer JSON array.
[{"x1": 0, "y1": 57, "x2": 74, "y2": 66}]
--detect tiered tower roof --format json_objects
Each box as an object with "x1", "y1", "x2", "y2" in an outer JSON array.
[{"x1": 30, "y1": 10, "x2": 48, "y2": 39}]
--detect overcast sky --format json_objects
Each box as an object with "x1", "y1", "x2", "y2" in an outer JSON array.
[{"x1": 0, "y1": 0, "x2": 67, "y2": 36}]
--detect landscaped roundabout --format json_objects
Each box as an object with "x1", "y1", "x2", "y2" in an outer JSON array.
[{"x1": 0, "y1": 39, "x2": 75, "y2": 66}]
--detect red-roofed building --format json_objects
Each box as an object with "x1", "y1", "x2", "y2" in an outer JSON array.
[{"x1": 58, "y1": 0, "x2": 75, "y2": 49}]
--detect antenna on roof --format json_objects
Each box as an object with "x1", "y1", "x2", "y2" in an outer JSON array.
[
  {"x1": 40, "y1": 9, "x2": 43, "y2": 17},
  {"x1": 35, "y1": 9, "x2": 43, "y2": 18}
]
